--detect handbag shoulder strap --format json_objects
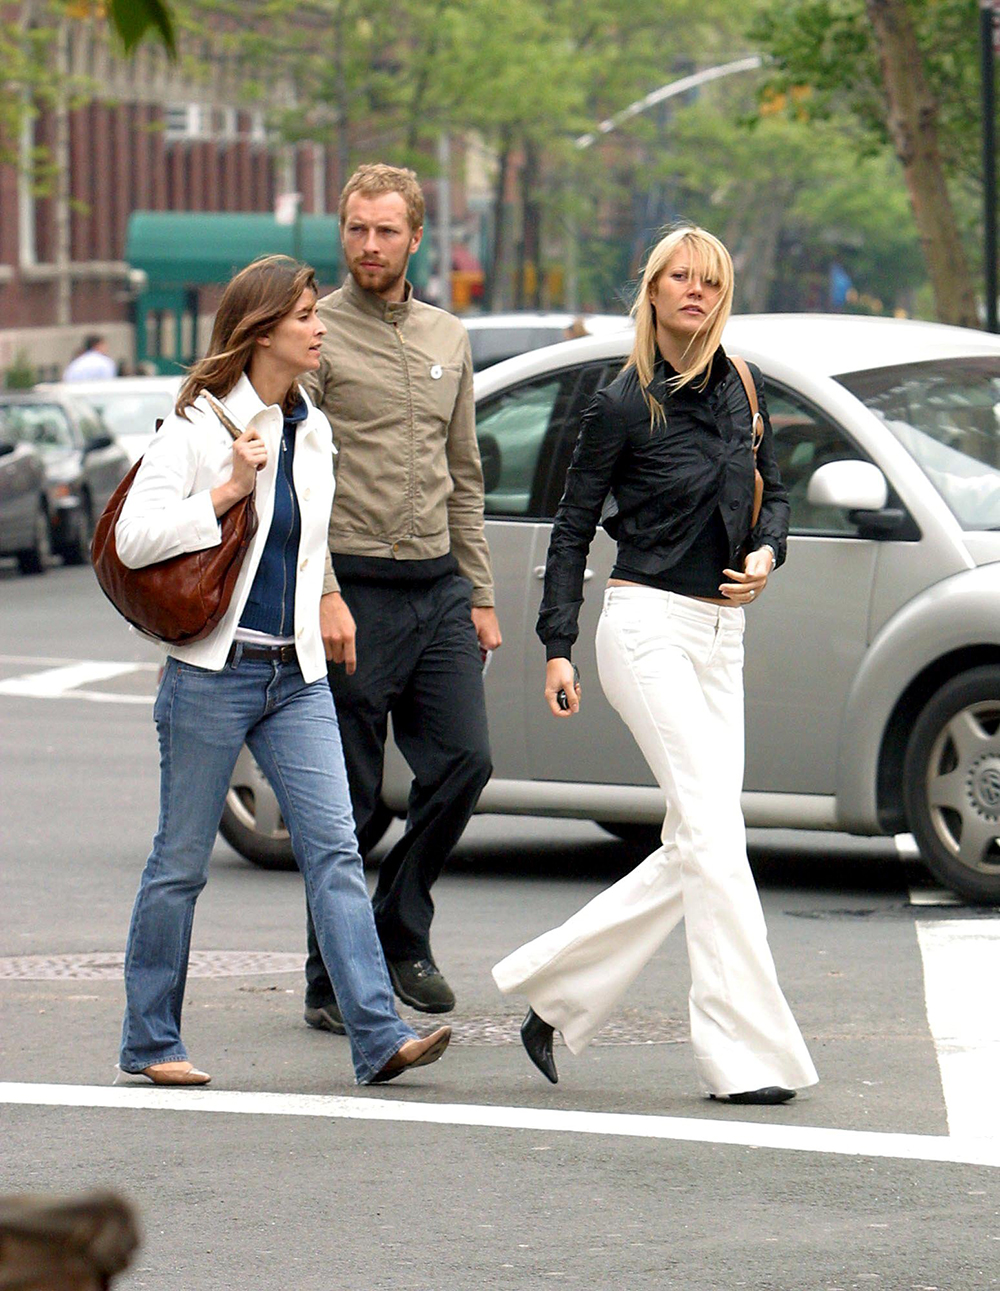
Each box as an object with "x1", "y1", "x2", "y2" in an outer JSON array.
[
  {"x1": 730, "y1": 355, "x2": 764, "y2": 456},
  {"x1": 202, "y1": 392, "x2": 245, "y2": 443}
]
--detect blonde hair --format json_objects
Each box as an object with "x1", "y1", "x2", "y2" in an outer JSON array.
[
  {"x1": 338, "y1": 163, "x2": 425, "y2": 231},
  {"x1": 625, "y1": 226, "x2": 734, "y2": 424}
]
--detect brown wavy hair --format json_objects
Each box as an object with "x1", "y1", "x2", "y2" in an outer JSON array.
[
  {"x1": 176, "y1": 255, "x2": 318, "y2": 419},
  {"x1": 625, "y1": 226, "x2": 734, "y2": 425}
]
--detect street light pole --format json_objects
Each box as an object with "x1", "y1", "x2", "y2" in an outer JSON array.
[{"x1": 981, "y1": 0, "x2": 999, "y2": 332}]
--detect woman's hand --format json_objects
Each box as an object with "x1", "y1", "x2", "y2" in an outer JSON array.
[
  {"x1": 544, "y1": 657, "x2": 581, "y2": 718},
  {"x1": 720, "y1": 546, "x2": 774, "y2": 606},
  {"x1": 211, "y1": 428, "x2": 267, "y2": 516}
]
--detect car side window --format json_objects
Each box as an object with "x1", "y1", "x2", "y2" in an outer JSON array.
[
  {"x1": 476, "y1": 372, "x2": 576, "y2": 517},
  {"x1": 536, "y1": 362, "x2": 621, "y2": 520},
  {"x1": 764, "y1": 381, "x2": 868, "y2": 535},
  {"x1": 1, "y1": 404, "x2": 75, "y2": 450}
]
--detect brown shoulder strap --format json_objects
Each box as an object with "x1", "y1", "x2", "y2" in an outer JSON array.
[
  {"x1": 203, "y1": 392, "x2": 244, "y2": 443},
  {"x1": 730, "y1": 355, "x2": 764, "y2": 456}
]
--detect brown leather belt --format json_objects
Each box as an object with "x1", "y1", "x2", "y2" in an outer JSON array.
[{"x1": 227, "y1": 642, "x2": 297, "y2": 664}]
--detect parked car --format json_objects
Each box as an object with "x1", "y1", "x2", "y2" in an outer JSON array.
[
  {"x1": 220, "y1": 314, "x2": 1000, "y2": 904},
  {"x1": 461, "y1": 311, "x2": 632, "y2": 370},
  {"x1": 0, "y1": 393, "x2": 129, "y2": 564},
  {"x1": 0, "y1": 433, "x2": 49, "y2": 574},
  {"x1": 35, "y1": 376, "x2": 183, "y2": 466}
]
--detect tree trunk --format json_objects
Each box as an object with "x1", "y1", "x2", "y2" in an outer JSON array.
[
  {"x1": 865, "y1": 0, "x2": 978, "y2": 327},
  {"x1": 486, "y1": 134, "x2": 512, "y2": 310},
  {"x1": 518, "y1": 140, "x2": 542, "y2": 309}
]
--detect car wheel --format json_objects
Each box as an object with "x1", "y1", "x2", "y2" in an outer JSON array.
[
  {"x1": 219, "y1": 746, "x2": 394, "y2": 870},
  {"x1": 219, "y1": 746, "x2": 297, "y2": 870},
  {"x1": 16, "y1": 503, "x2": 52, "y2": 575},
  {"x1": 58, "y1": 496, "x2": 92, "y2": 566},
  {"x1": 903, "y1": 666, "x2": 1000, "y2": 903}
]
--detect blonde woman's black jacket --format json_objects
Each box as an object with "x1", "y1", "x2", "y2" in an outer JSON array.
[{"x1": 536, "y1": 345, "x2": 790, "y2": 661}]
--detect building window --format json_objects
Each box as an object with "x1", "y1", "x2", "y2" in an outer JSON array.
[{"x1": 164, "y1": 103, "x2": 204, "y2": 141}]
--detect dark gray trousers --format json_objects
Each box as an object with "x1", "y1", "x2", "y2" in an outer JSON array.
[{"x1": 304, "y1": 571, "x2": 492, "y2": 1005}]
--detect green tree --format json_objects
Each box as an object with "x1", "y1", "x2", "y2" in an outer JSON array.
[{"x1": 751, "y1": 0, "x2": 980, "y2": 325}]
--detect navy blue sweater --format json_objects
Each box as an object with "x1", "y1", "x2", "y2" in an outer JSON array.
[{"x1": 239, "y1": 397, "x2": 306, "y2": 636}]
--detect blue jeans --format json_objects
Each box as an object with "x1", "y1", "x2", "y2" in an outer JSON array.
[{"x1": 119, "y1": 649, "x2": 415, "y2": 1084}]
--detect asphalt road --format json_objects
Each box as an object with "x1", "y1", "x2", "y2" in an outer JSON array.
[{"x1": 2, "y1": 564, "x2": 999, "y2": 1291}]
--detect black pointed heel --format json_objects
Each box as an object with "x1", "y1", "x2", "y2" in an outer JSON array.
[{"x1": 520, "y1": 1008, "x2": 558, "y2": 1084}]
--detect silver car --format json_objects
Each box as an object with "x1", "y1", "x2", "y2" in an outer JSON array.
[{"x1": 221, "y1": 314, "x2": 1000, "y2": 904}]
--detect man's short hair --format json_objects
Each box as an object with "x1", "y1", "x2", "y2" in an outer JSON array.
[
  {"x1": 83, "y1": 334, "x2": 104, "y2": 352},
  {"x1": 339, "y1": 164, "x2": 425, "y2": 232}
]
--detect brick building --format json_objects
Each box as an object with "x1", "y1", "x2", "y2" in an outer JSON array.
[{"x1": 0, "y1": 13, "x2": 348, "y2": 380}]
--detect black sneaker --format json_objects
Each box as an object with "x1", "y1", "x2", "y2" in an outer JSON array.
[
  {"x1": 303, "y1": 999, "x2": 345, "y2": 1035},
  {"x1": 387, "y1": 958, "x2": 456, "y2": 1013}
]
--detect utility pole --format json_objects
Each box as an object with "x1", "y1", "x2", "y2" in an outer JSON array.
[
  {"x1": 437, "y1": 132, "x2": 452, "y2": 311},
  {"x1": 982, "y1": 0, "x2": 999, "y2": 331}
]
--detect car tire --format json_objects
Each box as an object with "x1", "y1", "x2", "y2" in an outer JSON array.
[
  {"x1": 58, "y1": 496, "x2": 92, "y2": 566},
  {"x1": 16, "y1": 503, "x2": 52, "y2": 575},
  {"x1": 219, "y1": 746, "x2": 394, "y2": 870},
  {"x1": 903, "y1": 666, "x2": 1000, "y2": 904}
]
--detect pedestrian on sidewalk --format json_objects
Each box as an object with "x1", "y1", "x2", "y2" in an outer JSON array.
[
  {"x1": 114, "y1": 255, "x2": 450, "y2": 1088},
  {"x1": 493, "y1": 226, "x2": 818, "y2": 1105},
  {"x1": 62, "y1": 334, "x2": 117, "y2": 381},
  {"x1": 299, "y1": 164, "x2": 500, "y2": 1035}
]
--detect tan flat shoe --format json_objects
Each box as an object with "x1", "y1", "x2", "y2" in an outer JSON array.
[
  {"x1": 370, "y1": 1026, "x2": 451, "y2": 1084},
  {"x1": 114, "y1": 1061, "x2": 211, "y2": 1087}
]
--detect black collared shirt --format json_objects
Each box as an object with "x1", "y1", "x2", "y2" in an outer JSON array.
[{"x1": 536, "y1": 346, "x2": 790, "y2": 661}]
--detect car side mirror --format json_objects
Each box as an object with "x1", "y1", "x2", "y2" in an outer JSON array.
[
  {"x1": 478, "y1": 433, "x2": 502, "y2": 494},
  {"x1": 84, "y1": 433, "x2": 114, "y2": 452},
  {"x1": 806, "y1": 460, "x2": 888, "y2": 511}
]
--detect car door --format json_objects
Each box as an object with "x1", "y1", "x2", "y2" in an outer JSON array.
[
  {"x1": 742, "y1": 380, "x2": 886, "y2": 794},
  {"x1": 470, "y1": 368, "x2": 579, "y2": 780},
  {"x1": 518, "y1": 362, "x2": 654, "y2": 787}
]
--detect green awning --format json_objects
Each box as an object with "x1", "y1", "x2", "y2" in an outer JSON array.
[
  {"x1": 125, "y1": 212, "x2": 343, "y2": 288},
  {"x1": 126, "y1": 211, "x2": 431, "y2": 290}
]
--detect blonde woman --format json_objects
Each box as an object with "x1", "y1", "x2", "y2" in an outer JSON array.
[{"x1": 493, "y1": 227, "x2": 818, "y2": 1104}]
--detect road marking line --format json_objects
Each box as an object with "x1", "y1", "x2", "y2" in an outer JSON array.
[
  {"x1": 0, "y1": 654, "x2": 158, "y2": 669},
  {"x1": 0, "y1": 661, "x2": 153, "y2": 703},
  {"x1": 916, "y1": 919, "x2": 1000, "y2": 1140},
  {"x1": 909, "y1": 887, "x2": 963, "y2": 907},
  {"x1": 1, "y1": 1082, "x2": 997, "y2": 1167}
]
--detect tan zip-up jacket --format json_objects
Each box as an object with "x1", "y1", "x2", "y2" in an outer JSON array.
[{"x1": 306, "y1": 275, "x2": 495, "y2": 607}]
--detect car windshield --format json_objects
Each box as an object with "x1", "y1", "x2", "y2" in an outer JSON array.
[
  {"x1": 86, "y1": 390, "x2": 176, "y2": 439},
  {"x1": 837, "y1": 357, "x2": 1000, "y2": 530},
  {"x1": 467, "y1": 327, "x2": 568, "y2": 370},
  {"x1": 0, "y1": 402, "x2": 74, "y2": 451}
]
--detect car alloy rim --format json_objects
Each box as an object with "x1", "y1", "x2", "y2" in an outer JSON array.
[
  {"x1": 225, "y1": 746, "x2": 289, "y2": 842},
  {"x1": 925, "y1": 700, "x2": 1000, "y2": 875}
]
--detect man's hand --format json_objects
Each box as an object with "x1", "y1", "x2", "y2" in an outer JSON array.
[
  {"x1": 320, "y1": 592, "x2": 357, "y2": 674},
  {"x1": 471, "y1": 606, "x2": 502, "y2": 652}
]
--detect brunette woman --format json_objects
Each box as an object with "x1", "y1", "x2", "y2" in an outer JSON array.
[
  {"x1": 115, "y1": 255, "x2": 449, "y2": 1087},
  {"x1": 493, "y1": 227, "x2": 817, "y2": 1105}
]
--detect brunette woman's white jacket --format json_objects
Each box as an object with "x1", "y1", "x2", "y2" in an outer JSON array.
[{"x1": 115, "y1": 372, "x2": 336, "y2": 682}]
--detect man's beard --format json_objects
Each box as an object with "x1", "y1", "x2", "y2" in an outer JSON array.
[{"x1": 348, "y1": 254, "x2": 408, "y2": 296}]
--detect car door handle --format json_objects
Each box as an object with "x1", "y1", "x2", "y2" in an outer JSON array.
[{"x1": 534, "y1": 566, "x2": 593, "y2": 581}]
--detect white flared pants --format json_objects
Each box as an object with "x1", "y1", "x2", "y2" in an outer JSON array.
[{"x1": 493, "y1": 587, "x2": 818, "y2": 1096}]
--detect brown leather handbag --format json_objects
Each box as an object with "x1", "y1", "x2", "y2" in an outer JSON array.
[
  {"x1": 730, "y1": 355, "x2": 765, "y2": 527},
  {"x1": 90, "y1": 393, "x2": 258, "y2": 644}
]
